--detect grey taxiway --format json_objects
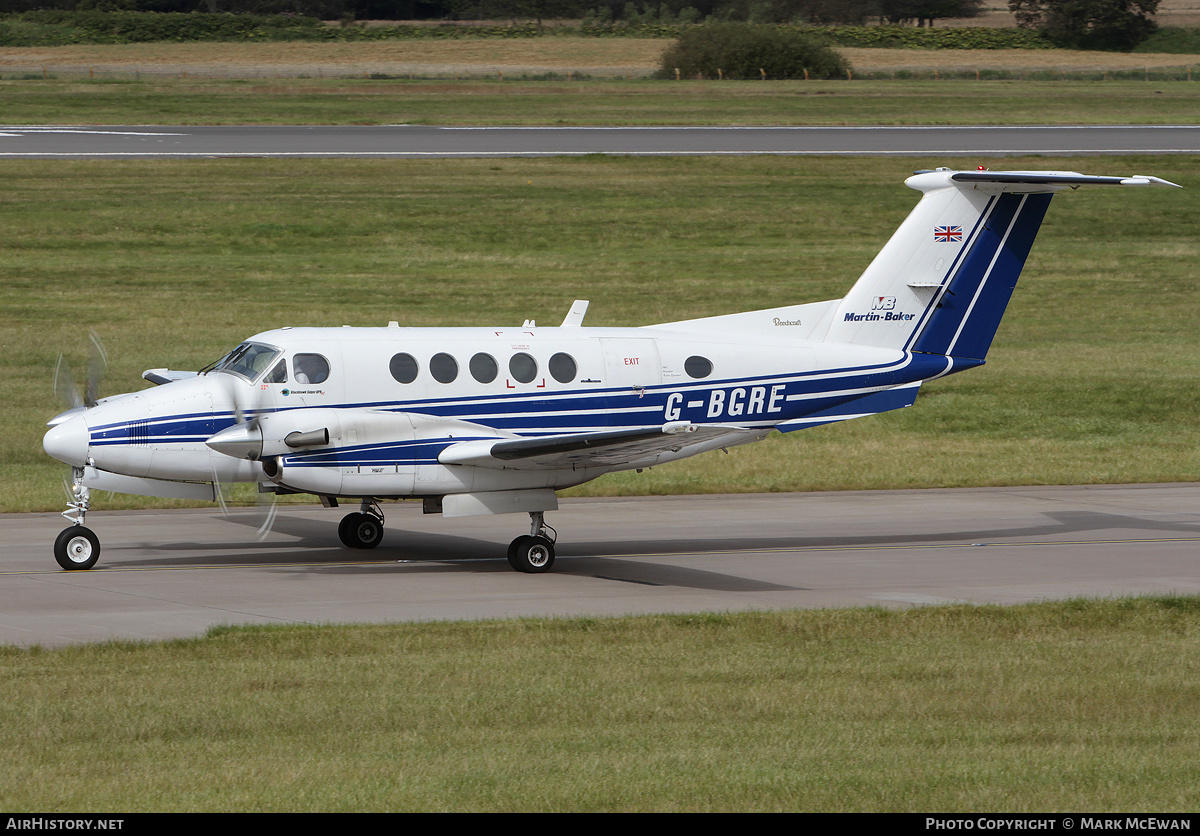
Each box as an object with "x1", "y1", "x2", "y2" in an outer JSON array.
[{"x1": 4, "y1": 484, "x2": 1199, "y2": 647}]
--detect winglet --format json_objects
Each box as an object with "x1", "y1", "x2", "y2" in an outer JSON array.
[{"x1": 560, "y1": 300, "x2": 590, "y2": 327}]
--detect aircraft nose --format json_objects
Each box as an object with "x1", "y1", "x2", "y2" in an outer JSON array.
[{"x1": 44, "y1": 413, "x2": 90, "y2": 466}]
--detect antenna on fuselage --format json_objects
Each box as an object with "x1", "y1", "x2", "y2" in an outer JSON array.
[{"x1": 560, "y1": 300, "x2": 589, "y2": 328}]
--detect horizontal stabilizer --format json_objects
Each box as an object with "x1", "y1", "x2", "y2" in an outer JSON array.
[{"x1": 947, "y1": 171, "x2": 1180, "y2": 190}]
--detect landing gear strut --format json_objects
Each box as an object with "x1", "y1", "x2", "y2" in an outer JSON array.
[
  {"x1": 54, "y1": 467, "x2": 100, "y2": 570},
  {"x1": 338, "y1": 499, "x2": 385, "y2": 549},
  {"x1": 507, "y1": 510, "x2": 556, "y2": 573}
]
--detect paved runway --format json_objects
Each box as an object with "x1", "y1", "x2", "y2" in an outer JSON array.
[
  {"x1": 4, "y1": 484, "x2": 1198, "y2": 647},
  {"x1": 2, "y1": 125, "x2": 1198, "y2": 158}
]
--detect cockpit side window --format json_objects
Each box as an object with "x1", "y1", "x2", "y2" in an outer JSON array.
[
  {"x1": 293, "y1": 353, "x2": 330, "y2": 385},
  {"x1": 266, "y1": 360, "x2": 288, "y2": 384},
  {"x1": 211, "y1": 343, "x2": 281, "y2": 382}
]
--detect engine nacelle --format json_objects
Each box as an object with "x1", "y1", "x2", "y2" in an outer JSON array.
[{"x1": 267, "y1": 410, "x2": 517, "y2": 497}]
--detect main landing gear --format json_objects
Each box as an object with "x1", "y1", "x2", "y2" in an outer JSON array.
[
  {"x1": 507, "y1": 511, "x2": 557, "y2": 574},
  {"x1": 335, "y1": 501, "x2": 559, "y2": 573},
  {"x1": 54, "y1": 467, "x2": 101, "y2": 571},
  {"x1": 338, "y1": 500, "x2": 385, "y2": 549}
]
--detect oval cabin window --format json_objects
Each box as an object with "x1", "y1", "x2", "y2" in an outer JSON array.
[
  {"x1": 470, "y1": 353, "x2": 498, "y2": 384},
  {"x1": 430, "y1": 353, "x2": 459, "y2": 384},
  {"x1": 509, "y1": 353, "x2": 537, "y2": 384},
  {"x1": 390, "y1": 353, "x2": 418, "y2": 384},
  {"x1": 684, "y1": 355, "x2": 713, "y2": 379},
  {"x1": 549, "y1": 353, "x2": 577, "y2": 383}
]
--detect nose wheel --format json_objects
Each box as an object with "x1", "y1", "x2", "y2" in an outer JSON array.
[{"x1": 54, "y1": 526, "x2": 100, "y2": 571}]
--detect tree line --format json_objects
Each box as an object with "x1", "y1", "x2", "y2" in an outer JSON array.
[
  {"x1": 0, "y1": 0, "x2": 986, "y2": 25},
  {"x1": 0, "y1": 0, "x2": 1163, "y2": 52}
]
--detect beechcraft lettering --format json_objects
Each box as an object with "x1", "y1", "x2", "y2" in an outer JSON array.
[{"x1": 43, "y1": 169, "x2": 1180, "y2": 573}]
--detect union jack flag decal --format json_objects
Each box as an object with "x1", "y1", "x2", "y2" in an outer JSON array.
[{"x1": 934, "y1": 225, "x2": 963, "y2": 243}]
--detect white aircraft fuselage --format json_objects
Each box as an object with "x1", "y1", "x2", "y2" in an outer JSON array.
[{"x1": 48, "y1": 324, "x2": 946, "y2": 495}]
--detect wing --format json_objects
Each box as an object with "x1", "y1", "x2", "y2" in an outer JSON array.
[{"x1": 439, "y1": 422, "x2": 771, "y2": 471}]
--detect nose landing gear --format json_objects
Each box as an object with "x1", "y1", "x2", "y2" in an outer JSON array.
[{"x1": 54, "y1": 467, "x2": 100, "y2": 570}]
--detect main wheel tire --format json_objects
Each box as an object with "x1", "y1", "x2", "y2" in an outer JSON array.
[
  {"x1": 338, "y1": 513, "x2": 384, "y2": 549},
  {"x1": 54, "y1": 526, "x2": 100, "y2": 571},
  {"x1": 506, "y1": 536, "x2": 525, "y2": 570},
  {"x1": 508, "y1": 535, "x2": 555, "y2": 574}
]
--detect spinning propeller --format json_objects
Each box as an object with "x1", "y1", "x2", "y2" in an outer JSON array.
[
  {"x1": 211, "y1": 372, "x2": 279, "y2": 541},
  {"x1": 52, "y1": 329, "x2": 108, "y2": 413},
  {"x1": 50, "y1": 330, "x2": 108, "y2": 492}
]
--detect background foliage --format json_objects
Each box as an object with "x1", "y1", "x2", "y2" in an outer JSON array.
[
  {"x1": 1010, "y1": 0, "x2": 1160, "y2": 50},
  {"x1": 656, "y1": 21, "x2": 849, "y2": 77},
  {"x1": 0, "y1": 0, "x2": 986, "y2": 25},
  {"x1": 0, "y1": 12, "x2": 1059, "y2": 47}
]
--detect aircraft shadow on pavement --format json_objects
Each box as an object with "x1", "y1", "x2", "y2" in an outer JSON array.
[
  {"x1": 98, "y1": 508, "x2": 1200, "y2": 593},
  {"x1": 111, "y1": 514, "x2": 799, "y2": 592}
]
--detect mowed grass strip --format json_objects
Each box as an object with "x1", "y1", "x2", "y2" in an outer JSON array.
[
  {"x1": 4, "y1": 155, "x2": 1196, "y2": 513},
  {"x1": 2, "y1": 75, "x2": 1200, "y2": 125},
  {"x1": 3, "y1": 598, "x2": 1200, "y2": 812}
]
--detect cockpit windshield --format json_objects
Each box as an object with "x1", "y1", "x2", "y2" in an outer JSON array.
[{"x1": 203, "y1": 342, "x2": 282, "y2": 382}]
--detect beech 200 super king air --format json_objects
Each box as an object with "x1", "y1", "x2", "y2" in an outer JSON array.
[{"x1": 42, "y1": 169, "x2": 1179, "y2": 573}]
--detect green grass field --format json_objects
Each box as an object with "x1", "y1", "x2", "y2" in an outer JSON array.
[
  {"x1": 2, "y1": 76, "x2": 1200, "y2": 125},
  {"x1": 6, "y1": 154, "x2": 1197, "y2": 513},
  {"x1": 4, "y1": 599, "x2": 1200, "y2": 812}
]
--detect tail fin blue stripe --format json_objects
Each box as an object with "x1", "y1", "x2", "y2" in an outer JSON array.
[{"x1": 910, "y1": 192, "x2": 1053, "y2": 361}]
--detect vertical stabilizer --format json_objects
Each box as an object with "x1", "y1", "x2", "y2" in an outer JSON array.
[{"x1": 822, "y1": 170, "x2": 1178, "y2": 361}]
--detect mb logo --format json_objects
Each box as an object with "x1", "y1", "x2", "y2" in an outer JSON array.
[{"x1": 871, "y1": 296, "x2": 897, "y2": 311}]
